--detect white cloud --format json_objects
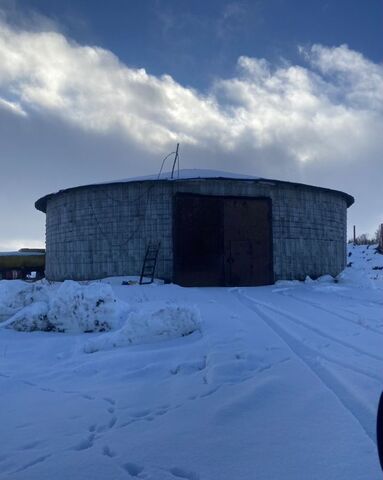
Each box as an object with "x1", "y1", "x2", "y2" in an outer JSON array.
[
  {"x1": 0, "y1": 19, "x2": 382, "y2": 240},
  {"x1": 0, "y1": 21, "x2": 229, "y2": 151},
  {"x1": 306, "y1": 44, "x2": 383, "y2": 109},
  {"x1": 0, "y1": 96, "x2": 26, "y2": 116},
  {"x1": 0, "y1": 20, "x2": 381, "y2": 161}
]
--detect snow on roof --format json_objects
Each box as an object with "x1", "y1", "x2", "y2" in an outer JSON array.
[
  {"x1": 99, "y1": 169, "x2": 260, "y2": 184},
  {"x1": 0, "y1": 251, "x2": 45, "y2": 257}
]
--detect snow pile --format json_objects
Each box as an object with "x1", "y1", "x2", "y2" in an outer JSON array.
[
  {"x1": 0, "y1": 280, "x2": 51, "y2": 319},
  {"x1": 338, "y1": 244, "x2": 383, "y2": 285},
  {"x1": 84, "y1": 305, "x2": 201, "y2": 353},
  {"x1": 274, "y1": 245, "x2": 383, "y2": 288},
  {"x1": 6, "y1": 301, "x2": 52, "y2": 331},
  {"x1": 316, "y1": 274, "x2": 335, "y2": 283},
  {"x1": 2, "y1": 280, "x2": 129, "y2": 333},
  {"x1": 47, "y1": 281, "x2": 129, "y2": 333},
  {"x1": 1, "y1": 280, "x2": 201, "y2": 346}
]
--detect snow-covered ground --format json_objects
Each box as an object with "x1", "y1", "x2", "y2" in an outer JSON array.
[{"x1": 0, "y1": 244, "x2": 382, "y2": 479}]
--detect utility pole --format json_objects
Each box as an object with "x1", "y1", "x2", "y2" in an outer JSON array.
[{"x1": 353, "y1": 225, "x2": 356, "y2": 244}]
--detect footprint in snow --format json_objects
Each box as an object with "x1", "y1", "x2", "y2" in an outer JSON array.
[
  {"x1": 102, "y1": 445, "x2": 116, "y2": 458},
  {"x1": 122, "y1": 462, "x2": 144, "y2": 476},
  {"x1": 108, "y1": 416, "x2": 117, "y2": 428},
  {"x1": 20, "y1": 440, "x2": 40, "y2": 450},
  {"x1": 155, "y1": 408, "x2": 168, "y2": 416},
  {"x1": 130, "y1": 409, "x2": 151, "y2": 418},
  {"x1": 170, "y1": 358, "x2": 207, "y2": 376},
  {"x1": 169, "y1": 467, "x2": 200, "y2": 480},
  {"x1": 82, "y1": 394, "x2": 95, "y2": 400},
  {"x1": 22, "y1": 380, "x2": 36, "y2": 386},
  {"x1": 73, "y1": 434, "x2": 95, "y2": 451}
]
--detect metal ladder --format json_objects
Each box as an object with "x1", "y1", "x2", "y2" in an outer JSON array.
[{"x1": 139, "y1": 242, "x2": 161, "y2": 285}]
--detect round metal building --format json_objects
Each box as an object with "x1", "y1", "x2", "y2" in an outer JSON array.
[{"x1": 35, "y1": 170, "x2": 354, "y2": 286}]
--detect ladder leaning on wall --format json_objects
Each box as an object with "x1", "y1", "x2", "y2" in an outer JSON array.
[{"x1": 139, "y1": 242, "x2": 161, "y2": 285}]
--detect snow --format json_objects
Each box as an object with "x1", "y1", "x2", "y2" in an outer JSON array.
[
  {"x1": 0, "y1": 244, "x2": 382, "y2": 479},
  {"x1": 40, "y1": 169, "x2": 261, "y2": 199},
  {"x1": 47, "y1": 281, "x2": 128, "y2": 333},
  {"x1": 83, "y1": 305, "x2": 201, "y2": 353},
  {"x1": 0, "y1": 251, "x2": 45, "y2": 257},
  {"x1": 1, "y1": 281, "x2": 199, "y2": 342},
  {"x1": 111, "y1": 168, "x2": 260, "y2": 183},
  {"x1": 0, "y1": 281, "x2": 130, "y2": 333},
  {"x1": 0, "y1": 280, "x2": 51, "y2": 320}
]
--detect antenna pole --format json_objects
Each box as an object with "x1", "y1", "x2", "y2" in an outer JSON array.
[{"x1": 170, "y1": 143, "x2": 180, "y2": 179}]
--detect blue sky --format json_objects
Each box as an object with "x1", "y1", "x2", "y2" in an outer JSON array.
[
  {"x1": 6, "y1": 0, "x2": 383, "y2": 89},
  {"x1": 0, "y1": 0, "x2": 382, "y2": 248}
]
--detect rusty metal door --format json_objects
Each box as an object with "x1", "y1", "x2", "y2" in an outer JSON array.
[
  {"x1": 224, "y1": 197, "x2": 273, "y2": 286},
  {"x1": 173, "y1": 194, "x2": 273, "y2": 286},
  {"x1": 173, "y1": 194, "x2": 224, "y2": 286}
]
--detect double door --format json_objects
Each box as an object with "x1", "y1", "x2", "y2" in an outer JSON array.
[{"x1": 173, "y1": 194, "x2": 273, "y2": 286}]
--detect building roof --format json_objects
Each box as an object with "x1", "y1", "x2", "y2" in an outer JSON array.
[
  {"x1": 0, "y1": 251, "x2": 45, "y2": 257},
  {"x1": 35, "y1": 168, "x2": 354, "y2": 212},
  {"x1": 114, "y1": 169, "x2": 260, "y2": 182}
]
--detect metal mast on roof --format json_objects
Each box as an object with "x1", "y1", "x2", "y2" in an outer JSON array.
[
  {"x1": 157, "y1": 143, "x2": 180, "y2": 180},
  {"x1": 170, "y1": 143, "x2": 180, "y2": 179}
]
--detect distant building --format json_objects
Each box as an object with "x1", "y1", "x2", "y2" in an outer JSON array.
[
  {"x1": 35, "y1": 170, "x2": 354, "y2": 286},
  {"x1": 0, "y1": 249, "x2": 45, "y2": 280}
]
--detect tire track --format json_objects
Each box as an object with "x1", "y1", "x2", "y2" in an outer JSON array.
[
  {"x1": 276, "y1": 290, "x2": 383, "y2": 337},
  {"x1": 244, "y1": 293, "x2": 383, "y2": 363},
  {"x1": 328, "y1": 292, "x2": 383, "y2": 308},
  {"x1": 234, "y1": 290, "x2": 377, "y2": 444},
  {"x1": 240, "y1": 292, "x2": 382, "y2": 380}
]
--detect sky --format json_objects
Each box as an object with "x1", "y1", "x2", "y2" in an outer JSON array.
[{"x1": 0, "y1": 0, "x2": 382, "y2": 250}]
